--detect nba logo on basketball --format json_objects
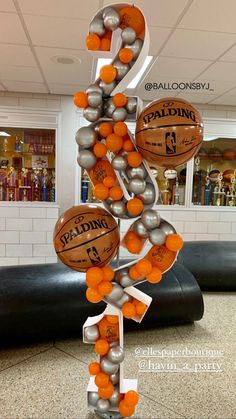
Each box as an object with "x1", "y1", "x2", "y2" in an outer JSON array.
[{"x1": 165, "y1": 132, "x2": 176, "y2": 155}]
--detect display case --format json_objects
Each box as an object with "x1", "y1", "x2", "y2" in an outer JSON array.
[{"x1": 0, "y1": 127, "x2": 56, "y2": 202}]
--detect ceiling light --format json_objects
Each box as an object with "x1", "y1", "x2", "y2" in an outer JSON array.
[
  {"x1": 51, "y1": 56, "x2": 81, "y2": 65},
  {"x1": 0, "y1": 131, "x2": 10, "y2": 136},
  {"x1": 95, "y1": 56, "x2": 153, "y2": 88}
]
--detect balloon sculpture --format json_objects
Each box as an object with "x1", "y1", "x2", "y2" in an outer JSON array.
[{"x1": 54, "y1": 4, "x2": 203, "y2": 418}]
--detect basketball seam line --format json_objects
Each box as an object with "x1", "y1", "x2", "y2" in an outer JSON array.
[
  {"x1": 137, "y1": 142, "x2": 202, "y2": 158},
  {"x1": 135, "y1": 123, "x2": 202, "y2": 134}
]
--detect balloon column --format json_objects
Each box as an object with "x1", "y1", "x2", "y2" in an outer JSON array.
[{"x1": 54, "y1": 3, "x2": 203, "y2": 418}]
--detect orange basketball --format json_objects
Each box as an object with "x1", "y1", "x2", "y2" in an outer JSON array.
[
  {"x1": 147, "y1": 244, "x2": 177, "y2": 273},
  {"x1": 98, "y1": 317, "x2": 119, "y2": 342},
  {"x1": 119, "y1": 5, "x2": 145, "y2": 36},
  {"x1": 53, "y1": 204, "x2": 120, "y2": 272},
  {"x1": 136, "y1": 98, "x2": 203, "y2": 168},
  {"x1": 89, "y1": 160, "x2": 116, "y2": 185}
]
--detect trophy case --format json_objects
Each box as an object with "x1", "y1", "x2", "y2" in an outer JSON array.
[{"x1": 0, "y1": 127, "x2": 56, "y2": 202}]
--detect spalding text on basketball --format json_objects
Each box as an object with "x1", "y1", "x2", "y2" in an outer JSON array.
[
  {"x1": 60, "y1": 219, "x2": 109, "y2": 247},
  {"x1": 143, "y1": 107, "x2": 196, "y2": 125}
]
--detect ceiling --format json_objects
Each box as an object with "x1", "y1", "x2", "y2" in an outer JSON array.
[{"x1": 1, "y1": 0, "x2": 236, "y2": 105}]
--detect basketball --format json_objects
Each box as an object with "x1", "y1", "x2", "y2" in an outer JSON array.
[
  {"x1": 146, "y1": 244, "x2": 177, "y2": 273},
  {"x1": 89, "y1": 160, "x2": 116, "y2": 185},
  {"x1": 135, "y1": 98, "x2": 203, "y2": 168},
  {"x1": 53, "y1": 204, "x2": 120, "y2": 272}
]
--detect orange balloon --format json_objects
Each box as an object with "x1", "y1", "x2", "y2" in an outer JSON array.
[
  {"x1": 86, "y1": 288, "x2": 103, "y2": 303},
  {"x1": 126, "y1": 198, "x2": 144, "y2": 216},
  {"x1": 100, "y1": 37, "x2": 111, "y2": 51},
  {"x1": 93, "y1": 143, "x2": 107, "y2": 158},
  {"x1": 99, "y1": 122, "x2": 113, "y2": 138},
  {"x1": 126, "y1": 238, "x2": 143, "y2": 254},
  {"x1": 104, "y1": 30, "x2": 112, "y2": 40},
  {"x1": 124, "y1": 230, "x2": 139, "y2": 245},
  {"x1": 74, "y1": 91, "x2": 88, "y2": 108},
  {"x1": 122, "y1": 302, "x2": 136, "y2": 319},
  {"x1": 123, "y1": 139, "x2": 134, "y2": 152},
  {"x1": 165, "y1": 234, "x2": 184, "y2": 252},
  {"x1": 147, "y1": 245, "x2": 176, "y2": 272},
  {"x1": 119, "y1": 400, "x2": 135, "y2": 417},
  {"x1": 89, "y1": 160, "x2": 116, "y2": 185},
  {"x1": 86, "y1": 266, "x2": 104, "y2": 288},
  {"x1": 95, "y1": 372, "x2": 109, "y2": 388},
  {"x1": 119, "y1": 5, "x2": 145, "y2": 35},
  {"x1": 146, "y1": 267, "x2": 162, "y2": 284},
  {"x1": 100, "y1": 65, "x2": 117, "y2": 84},
  {"x1": 95, "y1": 339, "x2": 109, "y2": 356},
  {"x1": 119, "y1": 48, "x2": 133, "y2": 64},
  {"x1": 127, "y1": 151, "x2": 142, "y2": 168},
  {"x1": 114, "y1": 121, "x2": 128, "y2": 137},
  {"x1": 136, "y1": 259, "x2": 152, "y2": 276},
  {"x1": 113, "y1": 93, "x2": 128, "y2": 107},
  {"x1": 129, "y1": 266, "x2": 142, "y2": 281},
  {"x1": 106, "y1": 133, "x2": 123, "y2": 153},
  {"x1": 98, "y1": 280, "x2": 113, "y2": 296},
  {"x1": 124, "y1": 390, "x2": 139, "y2": 406},
  {"x1": 89, "y1": 362, "x2": 101, "y2": 375},
  {"x1": 86, "y1": 33, "x2": 101, "y2": 50},
  {"x1": 102, "y1": 266, "x2": 115, "y2": 282},
  {"x1": 98, "y1": 382, "x2": 114, "y2": 399},
  {"x1": 135, "y1": 302, "x2": 147, "y2": 316},
  {"x1": 98, "y1": 317, "x2": 119, "y2": 342},
  {"x1": 109, "y1": 186, "x2": 124, "y2": 201},
  {"x1": 103, "y1": 176, "x2": 115, "y2": 188},
  {"x1": 106, "y1": 315, "x2": 119, "y2": 324},
  {"x1": 94, "y1": 183, "x2": 109, "y2": 201}
]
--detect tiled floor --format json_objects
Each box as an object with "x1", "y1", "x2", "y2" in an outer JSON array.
[{"x1": 0, "y1": 292, "x2": 235, "y2": 419}]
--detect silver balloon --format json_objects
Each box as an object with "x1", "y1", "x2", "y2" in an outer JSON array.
[
  {"x1": 83, "y1": 106, "x2": 101, "y2": 122},
  {"x1": 86, "y1": 83, "x2": 103, "y2": 95},
  {"x1": 87, "y1": 91, "x2": 103, "y2": 108},
  {"x1": 126, "y1": 164, "x2": 147, "y2": 180},
  {"x1": 103, "y1": 8, "x2": 120, "y2": 31},
  {"x1": 109, "y1": 387, "x2": 121, "y2": 407},
  {"x1": 105, "y1": 283, "x2": 124, "y2": 303},
  {"x1": 137, "y1": 182, "x2": 156, "y2": 205},
  {"x1": 77, "y1": 150, "x2": 97, "y2": 170},
  {"x1": 84, "y1": 325, "x2": 99, "y2": 342},
  {"x1": 110, "y1": 341, "x2": 119, "y2": 348},
  {"x1": 110, "y1": 200, "x2": 126, "y2": 218},
  {"x1": 96, "y1": 399, "x2": 110, "y2": 413},
  {"x1": 116, "y1": 270, "x2": 133, "y2": 288},
  {"x1": 99, "y1": 80, "x2": 117, "y2": 97},
  {"x1": 126, "y1": 97, "x2": 137, "y2": 114},
  {"x1": 107, "y1": 345, "x2": 124, "y2": 364},
  {"x1": 113, "y1": 59, "x2": 130, "y2": 81},
  {"x1": 141, "y1": 209, "x2": 161, "y2": 230},
  {"x1": 104, "y1": 98, "x2": 116, "y2": 118},
  {"x1": 89, "y1": 17, "x2": 105, "y2": 37},
  {"x1": 133, "y1": 219, "x2": 149, "y2": 238},
  {"x1": 110, "y1": 371, "x2": 119, "y2": 385},
  {"x1": 115, "y1": 293, "x2": 132, "y2": 308},
  {"x1": 121, "y1": 27, "x2": 136, "y2": 45},
  {"x1": 128, "y1": 177, "x2": 146, "y2": 195},
  {"x1": 88, "y1": 391, "x2": 100, "y2": 407},
  {"x1": 112, "y1": 107, "x2": 127, "y2": 122},
  {"x1": 101, "y1": 357, "x2": 119, "y2": 374},
  {"x1": 149, "y1": 228, "x2": 166, "y2": 246},
  {"x1": 111, "y1": 155, "x2": 127, "y2": 171},
  {"x1": 159, "y1": 219, "x2": 176, "y2": 236},
  {"x1": 75, "y1": 126, "x2": 97, "y2": 149},
  {"x1": 125, "y1": 38, "x2": 143, "y2": 60}
]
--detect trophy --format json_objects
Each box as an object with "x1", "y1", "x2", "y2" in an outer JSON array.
[
  {"x1": 213, "y1": 173, "x2": 225, "y2": 206},
  {"x1": 6, "y1": 167, "x2": 17, "y2": 201},
  {"x1": 42, "y1": 168, "x2": 48, "y2": 201},
  {"x1": 32, "y1": 169, "x2": 41, "y2": 201},
  {"x1": 204, "y1": 169, "x2": 210, "y2": 206}
]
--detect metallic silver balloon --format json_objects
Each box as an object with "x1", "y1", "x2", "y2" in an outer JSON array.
[
  {"x1": 110, "y1": 371, "x2": 119, "y2": 385},
  {"x1": 89, "y1": 17, "x2": 105, "y2": 37},
  {"x1": 159, "y1": 219, "x2": 176, "y2": 236},
  {"x1": 133, "y1": 219, "x2": 149, "y2": 238},
  {"x1": 109, "y1": 387, "x2": 121, "y2": 407},
  {"x1": 101, "y1": 357, "x2": 119, "y2": 374},
  {"x1": 87, "y1": 91, "x2": 103, "y2": 108},
  {"x1": 126, "y1": 164, "x2": 147, "y2": 179},
  {"x1": 110, "y1": 200, "x2": 126, "y2": 218},
  {"x1": 110, "y1": 341, "x2": 119, "y2": 348},
  {"x1": 126, "y1": 97, "x2": 137, "y2": 114},
  {"x1": 99, "y1": 80, "x2": 117, "y2": 97},
  {"x1": 137, "y1": 182, "x2": 156, "y2": 205},
  {"x1": 83, "y1": 106, "x2": 101, "y2": 122},
  {"x1": 116, "y1": 271, "x2": 133, "y2": 288},
  {"x1": 106, "y1": 283, "x2": 124, "y2": 303},
  {"x1": 113, "y1": 59, "x2": 130, "y2": 80},
  {"x1": 121, "y1": 27, "x2": 136, "y2": 45},
  {"x1": 125, "y1": 38, "x2": 143, "y2": 60},
  {"x1": 75, "y1": 126, "x2": 97, "y2": 149},
  {"x1": 86, "y1": 83, "x2": 103, "y2": 95},
  {"x1": 128, "y1": 177, "x2": 146, "y2": 195},
  {"x1": 115, "y1": 293, "x2": 132, "y2": 308},
  {"x1": 141, "y1": 209, "x2": 161, "y2": 230},
  {"x1": 103, "y1": 8, "x2": 120, "y2": 31},
  {"x1": 88, "y1": 391, "x2": 100, "y2": 407},
  {"x1": 104, "y1": 98, "x2": 116, "y2": 118},
  {"x1": 96, "y1": 399, "x2": 110, "y2": 413},
  {"x1": 84, "y1": 325, "x2": 99, "y2": 342},
  {"x1": 111, "y1": 155, "x2": 127, "y2": 171},
  {"x1": 112, "y1": 107, "x2": 127, "y2": 122},
  {"x1": 107, "y1": 345, "x2": 124, "y2": 364},
  {"x1": 149, "y1": 228, "x2": 166, "y2": 246},
  {"x1": 77, "y1": 150, "x2": 97, "y2": 170}
]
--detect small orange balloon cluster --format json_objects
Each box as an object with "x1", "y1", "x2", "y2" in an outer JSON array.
[
  {"x1": 86, "y1": 266, "x2": 115, "y2": 304},
  {"x1": 129, "y1": 258, "x2": 162, "y2": 284},
  {"x1": 86, "y1": 30, "x2": 112, "y2": 52},
  {"x1": 124, "y1": 230, "x2": 144, "y2": 254}
]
